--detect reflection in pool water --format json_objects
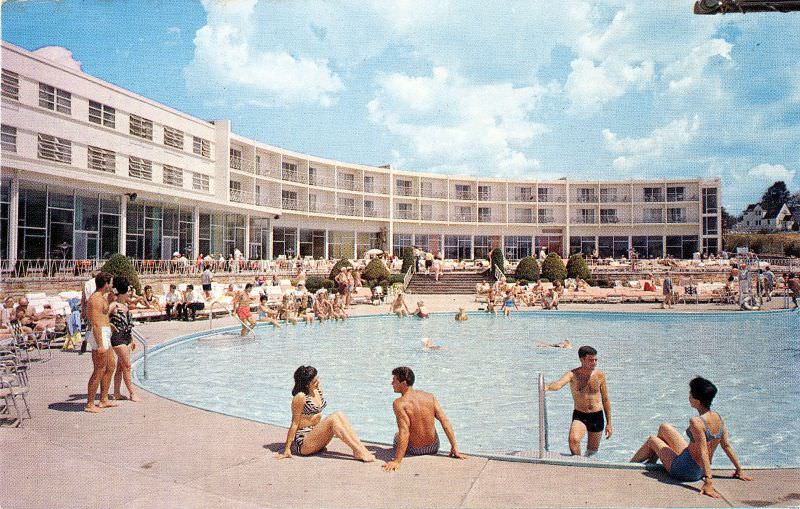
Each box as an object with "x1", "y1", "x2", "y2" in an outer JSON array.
[{"x1": 135, "y1": 311, "x2": 799, "y2": 467}]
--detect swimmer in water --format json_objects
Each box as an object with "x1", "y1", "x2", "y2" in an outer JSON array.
[
  {"x1": 421, "y1": 338, "x2": 444, "y2": 351},
  {"x1": 414, "y1": 300, "x2": 429, "y2": 319},
  {"x1": 454, "y1": 308, "x2": 468, "y2": 321},
  {"x1": 537, "y1": 339, "x2": 572, "y2": 349}
]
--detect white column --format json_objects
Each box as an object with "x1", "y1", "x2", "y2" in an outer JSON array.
[
  {"x1": 295, "y1": 227, "x2": 300, "y2": 259},
  {"x1": 192, "y1": 205, "x2": 200, "y2": 258},
  {"x1": 388, "y1": 221, "x2": 393, "y2": 256},
  {"x1": 267, "y1": 220, "x2": 274, "y2": 260},
  {"x1": 244, "y1": 213, "x2": 251, "y2": 259},
  {"x1": 353, "y1": 229, "x2": 358, "y2": 259},
  {"x1": 7, "y1": 174, "x2": 19, "y2": 264},
  {"x1": 324, "y1": 229, "x2": 329, "y2": 259},
  {"x1": 470, "y1": 234, "x2": 475, "y2": 260},
  {"x1": 118, "y1": 194, "x2": 128, "y2": 256}
]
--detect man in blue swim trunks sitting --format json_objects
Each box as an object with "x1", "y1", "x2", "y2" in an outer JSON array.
[
  {"x1": 546, "y1": 345, "x2": 613, "y2": 456},
  {"x1": 383, "y1": 366, "x2": 467, "y2": 472}
]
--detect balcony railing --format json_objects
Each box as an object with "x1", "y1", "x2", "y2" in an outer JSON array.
[
  {"x1": 600, "y1": 216, "x2": 621, "y2": 224},
  {"x1": 538, "y1": 195, "x2": 566, "y2": 203},
  {"x1": 396, "y1": 210, "x2": 416, "y2": 220},
  {"x1": 421, "y1": 189, "x2": 447, "y2": 199},
  {"x1": 573, "y1": 217, "x2": 597, "y2": 224},
  {"x1": 338, "y1": 206, "x2": 358, "y2": 216},
  {"x1": 513, "y1": 194, "x2": 536, "y2": 202},
  {"x1": 478, "y1": 192, "x2": 493, "y2": 201},
  {"x1": 396, "y1": 187, "x2": 415, "y2": 197},
  {"x1": 478, "y1": 214, "x2": 493, "y2": 223},
  {"x1": 538, "y1": 216, "x2": 556, "y2": 224},
  {"x1": 599, "y1": 194, "x2": 630, "y2": 203},
  {"x1": 666, "y1": 194, "x2": 699, "y2": 202},
  {"x1": 282, "y1": 199, "x2": 303, "y2": 211},
  {"x1": 364, "y1": 208, "x2": 379, "y2": 218},
  {"x1": 636, "y1": 216, "x2": 664, "y2": 223},
  {"x1": 281, "y1": 169, "x2": 306, "y2": 184},
  {"x1": 643, "y1": 195, "x2": 664, "y2": 203},
  {"x1": 575, "y1": 195, "x2": 598, "y2": 203},
  {"x1": 454, "y1": 192, "x2": 476, "y2": 201},
  {"x1": 511, "y1": 215, "x2": 535, "y2": 223},
  {"x1": 453, "y1": 214, "x2": 474, "y2": 222}
]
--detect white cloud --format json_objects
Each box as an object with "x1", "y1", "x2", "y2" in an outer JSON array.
[
  {"x1": 663, "y1": 39, "x2": 732, "y2": 94},
  {"x1": 185, "y1": 0, "x2": 343, "y2": 107},
  {"x1": 368, "y1": 67, "x2": 549, "y2": 176},
  {"x1": 32, "y1": 46, "x2": 82, "y2": 72},
  {"x1": 603, "y1": 115, "x2": 700, "y2": 170},
  {"x1": 747, "y1": 163, "x2": 795, "y2": 184},
  {"x1": 167, "y1": 26, "x2": 181, "y2": 34},
  {"x1": 565, "y1": 57, "x2": 653, "y2": 111}
]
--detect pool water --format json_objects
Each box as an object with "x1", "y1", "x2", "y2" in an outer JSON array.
[{"x1": 134, "y1": 311, "x2": 799, "y2": 467}]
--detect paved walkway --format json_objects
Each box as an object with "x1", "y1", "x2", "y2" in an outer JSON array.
[{"x1": 2, "y1": 297, "x2": 798, "y2": 508}]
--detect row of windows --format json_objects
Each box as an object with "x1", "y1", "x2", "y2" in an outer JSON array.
[{"x1": 1, "y1": 68, "x2": 212, "y2": 158}]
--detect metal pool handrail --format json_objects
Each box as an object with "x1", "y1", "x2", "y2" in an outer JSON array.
[
  {"x1": 538, "y1": 372, "x2": 549, "y2": 458},
  {"x1": 402, "y1": 266, "x2": 414, "y2": 291},
  {"x1": 131, "y1": 329, "x2": 148, "y2": 380},
  {"x1": 208, "y1": 301, "x2": 255, "y2": 336}
]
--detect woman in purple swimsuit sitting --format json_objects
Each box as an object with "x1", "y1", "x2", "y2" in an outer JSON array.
[
  {"x1": 278, "y1": 365, "x2": 374, "y2": 462},
  {"x1": 630, "y1": 377, "x2": 752, "y2": 498}
]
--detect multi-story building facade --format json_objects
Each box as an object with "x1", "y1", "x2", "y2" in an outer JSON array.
[{"x1": 0, "y1": 41, "x2": 722, "y2": 263}]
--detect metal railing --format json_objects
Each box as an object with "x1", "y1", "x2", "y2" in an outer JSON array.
[
  {"x1": 494, "y1": 263, "x2": 506, "y2": 281},
  {"x1": 402, "y1": 266, "x2": 414, "y2": 291},
  {"x1": 538, "y1": 373, "x2": 549, "y2": 458},
  {"x1": 131, "y1": 329, "x2": 149, "y2": 380}
]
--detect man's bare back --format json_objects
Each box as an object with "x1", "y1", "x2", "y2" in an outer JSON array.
[{"x1": 396, "y1": 389, "x2": 438, "y2": 448}]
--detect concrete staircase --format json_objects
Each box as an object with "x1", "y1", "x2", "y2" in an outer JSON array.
[{"x1": 405, "y1": 271, "x2": 491, "y2": 294}]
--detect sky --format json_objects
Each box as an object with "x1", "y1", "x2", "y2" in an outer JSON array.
[{"x1": 3, "y1": 0, "x2": 800, "y2": 214}]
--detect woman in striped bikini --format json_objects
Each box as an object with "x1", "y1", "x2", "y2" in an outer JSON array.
[{"x1": 278, "y1": 365, "x2": 375, "y2": 462}]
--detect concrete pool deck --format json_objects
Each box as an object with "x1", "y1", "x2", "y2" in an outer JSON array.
[{"x1": 2, "y1": 296, "x2": 798, "y2": 508}]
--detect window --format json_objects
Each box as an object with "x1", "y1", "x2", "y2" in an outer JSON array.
[
  {"x1": 538, "y1": 187, "x2": 550, "y2": 202},
  {"x1": 339, "y1": 173, "x2": 355, "y2": 190},
  {"x1": 129, "y1": 114, "x2": 153, "y2": 140},
  {"x1": 478, "y1": 207, "x2": 492, "y2": 222},
  {"x1": 478, "y1": 185, "x2": 492, "y2": 201},
  {"x1": 600, "y1": 208, "x2": 619, "y2": 224},
  {"x1": 702, "y1": 188, "x2": 718, "y2": 213},
  {"x1": 455, "y1": 184, "x2": 472, "y2": 200},
  {"x1": 579, "y1": 208, "x2": 595, "y2": 224},
  {"x1": 667, "y1": 207, "x2": 686, "y2": 223},
  {"x1": 516, "y1": 187, "x2": 533, "y2": 201},
  {"x1": 642, "y1": 208, "x2": 662, "y2": 223},
  {"x1": 514, "y1": 208, "x2": 533, "y2": 223},
  {"x1": 421, "y1": 181, "x2": 433, "y2": 197},
  {"x1": 193, "y1": 136, "x2": 210, "y2": 158},
  {"x1": 308, "y1": 167, "x2": 318, "y2": 186},
  {"x1": 193, "y1": 173, "x2": 210, "y2": 191},
  {"x1": 666, "y1": 235, "x2": 698, "y2": 259},
  {"x1": 37, "y1": 133, "x2": 72, "y2": 163},
  {"x1": 128, "y1": 156, "x2": 152, "y2": 181},
  {"x1": 577, "y1": 188, "x2": 596, "y2": 203},
  {"x1": 444, "y1": 235, "x2": 471, "y2": 260},
  {"x1": 39, "y1": 83, "x2": 71, "y2": 114},
  {"x1": 163, "y1": 126, "x2": 184, "y2": 149},
  {"x1": 363, "y1": 175, "x2": 374, "y2": 193},
  {"x1": 632, "y1": 236, "x2": 664, "y2": 259},
  {"x1": 281, "y1": 161, "x2": 298, "y2": 181},
  {"x1": 364, "y1": 199, "x2": 376, "y2": 216},
  {"x1": 230, "y1": 148, "x2": 243, "y2": 170},
  {"x1": 703, "y1": 216, "x2": 718, "y2": 235},
  {"x1": 338, "y1": 197, "x2": 355, "y2": 215},
  {"x1": 163, "y1": 165, "x2": 183, "y2": 187},
  {"x1": 308, "y1": 194, "x2": 317, "y2": 212},
  {"x1": 230, "y1": 180, "x2": 243, "y2": 202},
  {"x1": 456, "y1": 206, "x2": 472, "y2": 221},
  {"x1": 396, "y1": 179, "x2": 413, "y2": 196},
  {"x1": 538, "y1": 208, "x2": 554, "y2": 223},
  {"x1": 504, "y1": 235, "x2": 533, "y2": 260},
  {"x1": 667, "y1": 186, "x2": 686, "y2": 202},
  {"x1": 392, "y1": 233, "x2": 413, "y2": 258},
  {"x1": 1, "y1": 125, "x2": 17, "y2": 152},
  {"x1": 396, "y1": 202, "x2": 413, "y2": 219},
  {"x1": 87, "y1": 146, "x2": 115, "y2": 173},
  {"x1": 600, "y1": 188, "x2": 618, "y2": 203},
  {"x1": 2, "y1": 69, "x2": 19, "y2": 100},
  {"x1": 282, "y1": 190, "x2": 298, "y2": 209},
  {"x1": 88, "y1": 100, "x2": 115, "y2": 128},
  {"x1": 569, "y1": 236, "x2": 596, "y2": 256},
  {"x1": 643, "y1": 187, "x2": 663, "y2": 202}
]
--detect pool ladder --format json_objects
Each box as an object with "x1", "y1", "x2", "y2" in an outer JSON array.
[
  {"x1": 131, "y1": 329, "x2": 148, "y2": 380},
  {"x1": 537, "y1": 372, "x2": 550, "y2": 458}
]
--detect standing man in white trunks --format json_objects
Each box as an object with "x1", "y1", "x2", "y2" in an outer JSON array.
[
  {"x1": 546, "y1": 345, "x2": 613, "y2": 456},
  {"x1": 85, "y1": 272, "x2": 117, "y2": 413}
]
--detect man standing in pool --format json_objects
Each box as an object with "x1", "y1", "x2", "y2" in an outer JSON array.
[
  {"x1": 383, "y1": 366, "x2": 466, "y2": 472},
  {"x1": 546, "y1": 345, "x2": 612, "y2": 456}
]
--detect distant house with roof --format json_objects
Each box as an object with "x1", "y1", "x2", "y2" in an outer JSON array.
[{"x1": 733, "y1": 203, "x2": 796, "y2": 232}]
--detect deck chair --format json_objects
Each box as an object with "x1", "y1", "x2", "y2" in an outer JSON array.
[{"x1": 0, "y1": 362, "x2": 31, "y2": 426}]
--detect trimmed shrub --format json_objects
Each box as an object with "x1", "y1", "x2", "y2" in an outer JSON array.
[
  {"x1": 566, "y1": 254, "x2": 591, "y2": 281},
  {"x1": 328, "y1": 259, "x2": 353, "y2": 280},
  {"x1": 304, "y1": 276, "x2": 325, "y2": 293},
  {"x1": 540, "y1": 278, "x2": 550, "y2": 284},
  {"x1": 596, "y1": 279, "x2": 613, "y2": 288},
  {"x1": 541, "y1": 252, "x2": 567, "y2": 283},
  {"x1": 363, "y1": 258, "x2": 391, "y2": 282},
  {"x1": 401, "y1": 246, "x2": 415, "y2": 274},
  {"x1": 490, "y1": 248, "x2": 505, "y2": 281},
  {"x1": 388, "y1": 274, "x2": 406, "y2": 285},
  {"x1": 101, "y1": 254, "x2": 141, "y2": 294},
  {"x1": 322, "y1": 279, "x2": 335, "y2": 291},
  {"x1": 505, "y1": 277, "x2": 516, "y2": 284},
  {"x1": 515, "y1": 256, "x2": 540, "y2": 282}
]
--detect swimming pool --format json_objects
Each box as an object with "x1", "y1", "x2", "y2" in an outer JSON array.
[{"x1": 134, "y1": 310, "x2": 799, "y2": 467}]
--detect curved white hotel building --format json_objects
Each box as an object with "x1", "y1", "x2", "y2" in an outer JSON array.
[{"x1": 0, "y1": 41, "x2": 721, "y2": 264}]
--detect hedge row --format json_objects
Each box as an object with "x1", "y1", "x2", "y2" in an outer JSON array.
[{"x1": 724, "y1": 233, "x2": 800, "y2": 257}]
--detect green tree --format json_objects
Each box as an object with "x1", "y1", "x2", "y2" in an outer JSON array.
[
  {"x1": 363, "y1": 258, "x2": 391, "y2": 282},
  {"x1": 760, "y1": 181, "x2": 791, "y2": 213},
  {"x1": 401, "y1": 246, "x2": 415, "y2": 274},
  {"x1": 101, "y1": 254, "x2": 142, "y2": 294},
  {"x1": 514, "y1": 256, "x2": 540, "y2": 282},
  {"x1": 490, "y1": 247, "x2": 505, "y2": 281},
  {"x1": 541, "y1": 252, "x2": 567, "y2": 283},
  {"x1": 566, "y1": 254, "x2": 591, "y2": 280}
]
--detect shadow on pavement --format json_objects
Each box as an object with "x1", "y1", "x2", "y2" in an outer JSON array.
[{"x1": 641, "y1": 470, "x2": 701, "y2": 495}]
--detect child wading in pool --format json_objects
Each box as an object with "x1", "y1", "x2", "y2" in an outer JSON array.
[{"x1": 545, "y1": 345, "x2": 613, "y2": 456}]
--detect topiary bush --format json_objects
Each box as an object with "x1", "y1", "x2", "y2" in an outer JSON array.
[
  {"x1": 363, "y1": 258, "x2": 391, "y2": 282},
  {"x1": 328, "y1": 258, "x2": 353, "y2": 280},
  {"x1": 490, "y1": 247, "x2": 505, "y2": 281},
  {"x1": 541, "y1": 252, "x2": 567, "y2": 283},
  {"x1": 388, "y1": 274, "x2": 406, "y2": 285},
  {"x1": 322, "y1": 279, "x2": 335, "y2": 291},
  {"x1": 566, "y1": 254, "x2": 591, "y2": 281},
  {"x1": 401, "y1": 246, "x2": 415, "y2": 274},
  {"x1": 304, "y1": 275, "x2": 325, "y2": 293},
  {"x1": 101, "y1": 254, "x2": 142, "y2": 294},
  {"x1": 515, "y1": 256, "x2": 540, "y2": 282}
]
